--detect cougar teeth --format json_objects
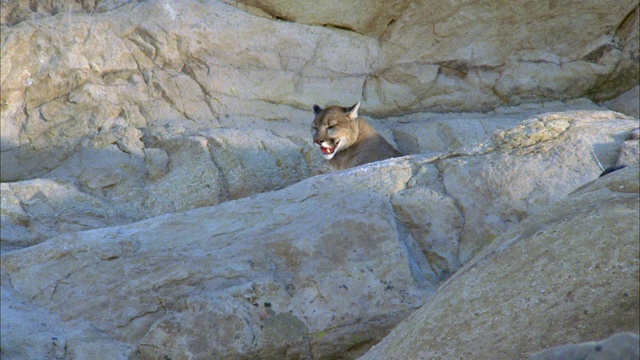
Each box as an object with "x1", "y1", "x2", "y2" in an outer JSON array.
[
  {"x1": 320, "y1": 139, "x2": 340, "y2": 156},
  {"x1": 321, "y1": 146, "x2": 335, "y2": 154}
]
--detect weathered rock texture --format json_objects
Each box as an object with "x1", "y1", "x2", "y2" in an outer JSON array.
[
  {"x1": 0, "y1": 0, "x2": 142, "y2": 26},
  {"x1": 368, "y1": 1, "x2": 638, "y2": 115},
  {"x1": 223, "y1": 0, "x2": 411, "y2": 37},
  {"x1": 360, "y1": 164, "x2": 640, "y2": 360},
  {"x1": 1, "y1": 0, "x2": 639, "y2": 358},
  {"x1": 2, "y1": 112, "x2": 638, "y2": 359},
  {"x1": 1, "y1": 0, "x2": 638, "y2": 182},
  {"x1": 2, "y1": 109, "x2": 637, "y2": 252},
  {"x1": 603, "y1": 85, "x2": 640, "y2": 119},
  {"x1": 528, "y1": 332, "x2": 640, "y2": 360}
]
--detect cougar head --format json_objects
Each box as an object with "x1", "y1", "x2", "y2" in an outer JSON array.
[{"x1": 311, "y1": 101, "x2": 360, "y2": 160}]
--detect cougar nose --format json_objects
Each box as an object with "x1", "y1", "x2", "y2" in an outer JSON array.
[{"x1": 315, "y1": 138, "x2": 323, "y2": 145}]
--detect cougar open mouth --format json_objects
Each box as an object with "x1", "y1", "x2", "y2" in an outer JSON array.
[
  {"x1": 320, "y1": 139, "x2": 340, "y2": 155},
  {"x1": 321, "y1": 146, "x2": 336, "y2": 155}
]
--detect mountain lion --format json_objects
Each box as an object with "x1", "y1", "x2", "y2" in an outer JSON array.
[{"x1": 311, "y1": 101, "x2": 402, "y2": 170}]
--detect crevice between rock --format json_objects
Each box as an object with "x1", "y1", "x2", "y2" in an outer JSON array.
[{"x1": 392, "y1": 217, "x2": 438, "y2": 289}]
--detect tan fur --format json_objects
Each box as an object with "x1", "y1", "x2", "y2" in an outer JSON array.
[{"x1": 312, "y1": 102, "x2": 402, "y2": 170}]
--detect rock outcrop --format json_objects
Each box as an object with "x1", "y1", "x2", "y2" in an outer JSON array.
[
  {"x1": 360, "y1": 164, "x2": 639, "y2": 360},
  {"x1": 223, "y1": 0, "x2": 639, "y2": 115},
  {"x1": 367, "y1": 0, "x2": 639, "y2": 115},
  {"x1": 2, "y1": 112, "x2": 638, "y2": 359},
  {"x1": 1, "y1": 0, "x2": 639, "y2": 358},
  {"x1": 2, "y1": 0, "x2": 638, "y2": 182},
  {"x1": 2, "y1": 108, "x2": 637, "y2": 251}
]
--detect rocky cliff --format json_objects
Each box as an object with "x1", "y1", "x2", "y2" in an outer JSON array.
[
  {"x1": 1, "y1": 0, "x2": 639, "y2": 359},
  {"x1": 2, "y1": 110, "x2": 638, "y2": 358},
  {"x1": 360, "y1": 164, "x2": 639, "y2": 359}
]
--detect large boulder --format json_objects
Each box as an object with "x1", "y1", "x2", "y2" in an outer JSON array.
[
  {"x1": 1, "y1": 160, "x2": 432, "y2": 359},
  {"x1": 360, "y1": 164, "x2": 640, "y2": 359},
  {"x1": 0, "y1": 179, "x2": 136, "y2": 250},
  {"x1": 365, "y1": 0, "x2": 639, "y2": 115}
]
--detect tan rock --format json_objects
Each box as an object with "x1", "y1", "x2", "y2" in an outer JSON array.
[
  {"x1": 225, "y1": 0, "x2": 411, "y2": 36},
  {"x1": 0, "y1": 0, "x2": 139, "y2": 26},
  {"x1": 391, "y1": 187, "x2": 463, "y2": 280},
  {"x1": 2, "y1": 0, "x2": 638, "y2": 193},
  {"x1": 364, "y1": 0, "x2": 638, "y2": 115},
  {"x1": 144, "y1": 135, "x2": 227, "y2": 217},
  {"x1": 204, "y1": 128, "x2": 310, "y2": 200},
  {"x1": 0, "y1": 179, "x2": 133, "y2": 249},
  {"x1": 360, "y1": 165, "x2": 640, "y2": 360},
  {"x1": 0, "y1": 160, "x2": 430, "y2": 359},
  {"x1": 0, "y1": 0, "x2": 378, "y2": 181},
  {"x1": 616, "y1": 128, "x2": 640, "y2": 167},
  {"x1": 143, "y1": 147, "x2": 170, "y2": 181},
  {"x1": 589, "y1": 7, "x2": 640, "y2": 102},
  {"x1": 603, "y1": 85, "x2": 640, "y2": 119},
  {"x1": 1, "y1": 273, "x2": 136, "y2": 360},
  {"x1": 2, "y1": 110, "x2": 638, "y2": 358}
]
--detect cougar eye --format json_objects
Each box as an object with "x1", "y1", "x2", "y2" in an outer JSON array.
[{"x1": 327, "y1": 125, "x2": 334, "y2": 130}]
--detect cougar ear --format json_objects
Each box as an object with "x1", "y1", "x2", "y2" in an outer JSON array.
[
  {"x1": 313, "y1": 105, "x2": 323, "y2": 114},
  {"x1": 345, "y1": 101, "x2": 360, "y2": 120}
]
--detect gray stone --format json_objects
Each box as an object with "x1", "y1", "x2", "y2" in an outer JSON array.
[
  {"x1": 0, "y1": 179, "x2": 133, "y2": 249},
  {"x1": 2, "y1": 0, "x2": 638, "y2": 188},
  {"x1": 390, "y1": 187, "x2": 463, "y2": 280},
  {"x1": 365, "y1": 0, "x2": 638, "y2": 115},
  {"x1": 528, "y1": 332, "x2": 640, "y2": 360},
  {"x1": 1, "y1": 2, "x2": 639, "y2": 355},
  {"x1": 144, "y1": 135, "x2": 226, "y2": 217},
  {"x1": 360, "y1": 165, "x2": 640, "y2": 360},
  {"x1": 2, "y1": 112, "x2": 638, "y2": 358},
  {"x1": 0, "y1": 161, "x2": 431, "y2": 359},
  {"x1": 603, "y1": 85, "x2": 640, "y2": 119},
  {"x1": 143, "y1": 148, "x2": 169, "y2": 181}
]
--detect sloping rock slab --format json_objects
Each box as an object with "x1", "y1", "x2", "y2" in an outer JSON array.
[
  {"x1": 1, "y1": 160, "x2": 433, "y2": 359},
  {"x1": 360, "y1": 165, "x2": 640, "y2": 359}
]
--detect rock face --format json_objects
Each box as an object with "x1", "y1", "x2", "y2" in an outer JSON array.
[
  {"x1": 1, "y1": 0, "x2": 637, "y2": 181},
  {"x1": 2, "y1": 111, "x2": 638, "y2": 359},
  {"x1": 1, "y1": 167, "x2": 430, "y2": 359},
  {"x1": 2, "y1": 0, "x2": 371, "y2": 181},
  {"x1": 603, "y1": 85, "x2": 640, "y2": 119},
  {"x1": 2, "y1": 108, "x2": 637, "y2": 251},
  {"x1": 1, "y1": 0, "x2": 639, "y2": 358},
  {"x1": 0, "y1": 179, "x2": 135, "y2": 250},
  {"x1": 224, "y1": 0, "x2": 411, "y2": 37},
  {"x1": 2, "y1": 0, "x2": 637, "y2": 241},
  {"x1": 360, "y1": 165, "x2": 640, "y2": 360},
  {"x1": 528, "y1": 332, "x2": 640, "y2": 360},
  {"x1": 366, "y1": 0, "x2": 639, "y2": 115}
]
